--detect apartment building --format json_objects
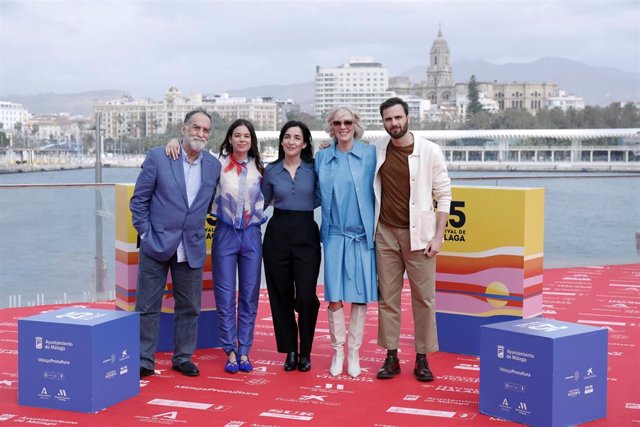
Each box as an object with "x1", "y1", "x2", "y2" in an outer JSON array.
[
  {"x1": 93, "y1": 87, "x2": 278, "y2": 140},
  {"x1": 315, "y1": 57, "x2": 395, "y2": 126},
  {"x1": 0, "y1": 101, "x2": 30, "y2": 133}
]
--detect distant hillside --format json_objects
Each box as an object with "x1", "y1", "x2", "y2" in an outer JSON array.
[
  {"x1": 2, "y1": 90, "x2": 127, "y2": 116},
  {"x1": 4, "y1": 58, "x2": 637, "y2": 115},
  {"x1": 401, "y1": 57, "x2": 640, "y2": 106}
]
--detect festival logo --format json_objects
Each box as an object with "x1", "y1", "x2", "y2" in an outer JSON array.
[{"x1": 55, "y1": 311, "x2": 106, "y2": 321}]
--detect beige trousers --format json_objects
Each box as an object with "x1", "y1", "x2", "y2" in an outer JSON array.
[{"x1": 375, "y1": 222, "x2": 439, "y2": 354}]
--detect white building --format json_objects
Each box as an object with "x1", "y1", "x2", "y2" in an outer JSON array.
[
  {"x1": 403, "y1": 97, "x2": 433, "y2": 124},
  {"x1": 546, "y1": 91, "x2": 586, "y2": 111},
  {"x1": 315, "y1": 57, "x2": 395, "y2": 126},
  {"x1": 456, "y1": 92, "x2": 499, "y2": 118},
  {"x1": 204, "y1": 93, "x2": 278, "y2": 130},
  {"x1": 0, "y1": 101, "x2": 30, "y2": 134}
]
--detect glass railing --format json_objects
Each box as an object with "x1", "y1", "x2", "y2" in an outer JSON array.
[
  {"x1": 1, "y1": 171, "x2": 639, "y2": 308},
  {"x1": 1, "y1": 183, "x2": 116, "y2": 308}
]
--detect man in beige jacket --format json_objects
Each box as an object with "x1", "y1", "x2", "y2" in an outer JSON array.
[{"x1": 373, "y1": 97, "x2": 452, "y2": 382}]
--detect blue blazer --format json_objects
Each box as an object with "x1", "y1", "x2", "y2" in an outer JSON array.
[{"x1": 130, "y1": 146, "x2": 221, "y2": 269}]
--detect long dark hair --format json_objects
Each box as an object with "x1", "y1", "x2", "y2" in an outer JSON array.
[
  {"x1": 219, "y1": 119, "x2": 264, "y2": 175},
  {"x1": 276, "y1": 121, "x2": 314, "y2": 163}
]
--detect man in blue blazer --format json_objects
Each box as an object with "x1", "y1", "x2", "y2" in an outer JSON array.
[{"x1": 130, "y1": 109, "x2": 221, "y2": 378}]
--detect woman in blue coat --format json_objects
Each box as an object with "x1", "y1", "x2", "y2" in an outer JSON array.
[{"x1": 315, "y1": 107, "x2": 377, "y2": 378}]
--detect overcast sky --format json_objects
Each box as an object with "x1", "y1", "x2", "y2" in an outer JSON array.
[{"x1": 1, "y1": 0, "x2": 639, "y2": 98}]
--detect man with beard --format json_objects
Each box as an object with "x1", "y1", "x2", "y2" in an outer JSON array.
[
  {"x1": 130, "y1": 109, "x2": 221, "y2": 378},
  {"x1": 372, "y1": 97, "x2": 451, "y2": 382}
]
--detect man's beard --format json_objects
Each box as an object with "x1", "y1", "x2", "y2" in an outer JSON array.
[
  {"x1": 387, "y1": 121, "x2": 409, "y2": 139},
  {"x1": 188, "y1": 137, "x2": 206, "y2": 152}
]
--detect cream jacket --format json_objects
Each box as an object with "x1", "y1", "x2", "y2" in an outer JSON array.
[{"x1": 373, "y1": 133, "x2": 452, "y2": 251}]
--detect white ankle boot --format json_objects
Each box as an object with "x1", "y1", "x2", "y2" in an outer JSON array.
[
  {"x1": 347, "y1": 304, "x2": 367, "y2": 378},
  {"x1": 328, "y1": 307, "x2": 346, "y2": 376}
]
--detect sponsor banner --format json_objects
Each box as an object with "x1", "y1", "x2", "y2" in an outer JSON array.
[{"x1": 436, "y1": 186, "x2": 544, "y2": 355}]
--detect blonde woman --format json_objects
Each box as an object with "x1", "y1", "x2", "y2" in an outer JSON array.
[{"x1": 314, "y1": 107, "x2": 377, "y2": 378}]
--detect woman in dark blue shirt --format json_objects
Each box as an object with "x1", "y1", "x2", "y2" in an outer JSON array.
[{"x1": 262, "y1": 121, "x2": 321, "y2": 372}]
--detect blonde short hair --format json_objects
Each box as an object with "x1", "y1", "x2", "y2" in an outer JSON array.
[{"x1": 324, "y1": 106, "x2": 365, "y2": 140}]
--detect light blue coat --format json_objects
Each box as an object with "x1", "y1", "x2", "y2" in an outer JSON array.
[{"x1": 315, "y1": 140, "x2": 377, "y2": 249}]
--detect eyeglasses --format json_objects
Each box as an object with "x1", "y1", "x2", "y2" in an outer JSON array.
[{"x1": 332, "y1": 120, "x2": 354, "y2": 128}]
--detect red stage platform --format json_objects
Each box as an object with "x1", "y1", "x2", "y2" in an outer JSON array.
[{"x1": 1, "y1": 264, "x2": 639, "y2": 426}]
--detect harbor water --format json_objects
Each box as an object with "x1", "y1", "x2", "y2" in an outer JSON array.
[{"x1": 0, "y1": 167, "x2": 639, "y2": 308}]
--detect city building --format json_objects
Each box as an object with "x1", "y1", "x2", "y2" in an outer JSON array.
[
  {"x1": 274, "y1": 99, "x2": 300, "y2": 130},
  {"x1": 387, "y1": 29, "x2": 572, "y2": 120},
  {"x1": 315, "y1": 57, "x2": 395, "y2": 126},
  {"x1": 546, "y1": 91, "x2": 586, "y2": 111},
  {"x1": 403, "y1": 97, "x2": 434, "y2": 124},
  {"x1": 456, "y1": 91, "x2": 499, "y2": 118},
  {"x1": 0, "y1": 101, "x2": 30, "y2": 135},
  {"x1": 388, "y1": 76, "x2": 422, "y2": 98},
  {"x1": 93, "y1": 87, "x2": 278, "y2": 140},
  {"x1": 25, "y1": 113, "x2": 86, "y2": 143},
  {"x1": 204, "y1": 93, "x2": 278, "y2": 131},
  {"x1": 455, "y1": 81, "x2": 558, "y2": 115}
]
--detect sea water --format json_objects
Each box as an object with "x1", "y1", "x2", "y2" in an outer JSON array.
[{"x1": 1, "y1": 168, "x2": 638, "y2": 308}]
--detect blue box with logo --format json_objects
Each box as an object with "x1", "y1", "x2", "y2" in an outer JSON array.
[
  {"x1": 479, "y1": 318, "x2": 607, "y2": 427},
  {"x1": 18, "y1": 307, "x2": 140, "y2": 413}
]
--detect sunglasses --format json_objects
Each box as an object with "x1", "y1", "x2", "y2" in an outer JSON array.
[{"x1": 332, "y1": 120, "x2": 354, "y2": 128}]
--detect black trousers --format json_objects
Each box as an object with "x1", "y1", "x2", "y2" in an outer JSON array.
[{"x1": 263, "y1": 209, "x2": 321, "y2": 355}]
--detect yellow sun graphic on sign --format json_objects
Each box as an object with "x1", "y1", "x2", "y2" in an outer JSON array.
[{"x1": 485, "y1": 281, "x2": 510, "y2": 308}]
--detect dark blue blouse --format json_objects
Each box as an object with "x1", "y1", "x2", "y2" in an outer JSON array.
[{"x1": 262, "y1": 160, "x2": 320, "y2": 211}]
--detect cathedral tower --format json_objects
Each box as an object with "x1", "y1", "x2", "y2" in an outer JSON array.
[{"x1": 423, "y1": 28, "x2": 455, "y2": 105}]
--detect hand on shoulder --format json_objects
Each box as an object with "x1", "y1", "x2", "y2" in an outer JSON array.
[
  {"x1": 165, "y1": 138, "x2": 180, "y2": 160},
  {"x1": 318, "y1": 140, "x2": 332, "y2": 150}
]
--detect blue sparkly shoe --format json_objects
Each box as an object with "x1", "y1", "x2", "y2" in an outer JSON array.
[
  {"x1": 239, "y1": 356, "x2": 253, "y2": 372},
  {"x1": 224, "y1": 358, "x2": 239, "y2": 374}
]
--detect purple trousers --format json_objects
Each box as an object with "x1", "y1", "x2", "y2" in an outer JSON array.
[{"x1": 212, "y1": 222, "x2": 262, "y2": 356}]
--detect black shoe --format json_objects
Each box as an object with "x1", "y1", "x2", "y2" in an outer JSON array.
[
  {"x1": 298, "y1": 355, "x2": 311, "y2": 372},
  {"x1": 376, "y1": 355, "x2": 401, "y2": 379},
  {"x1": 140, "y1": 367, "x2": 155, "y2": 377},
  {"x1": 172, "y1": 361, "x2": 200, "y2": 377},
  {"x1": 284, "y1": 352, "x2": 298, "y2": 371},
  {"x1": 414, "y1": 356, "x2": 434, "y2": 382}
]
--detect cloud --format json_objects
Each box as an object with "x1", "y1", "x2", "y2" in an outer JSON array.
[{"x1": 0, "y1": 0, "x2": 638, "y2": 98}]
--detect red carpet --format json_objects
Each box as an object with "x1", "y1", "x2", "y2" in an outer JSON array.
[{"x1": 1, "y1": 264, "x2": 639, "y2": 426}]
